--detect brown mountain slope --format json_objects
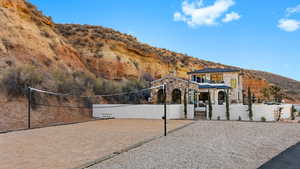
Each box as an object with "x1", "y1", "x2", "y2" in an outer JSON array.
[
  {"x1": 0, "y1": 0, "x2": 87, "y2": 76},
  {"x1": 1, "y1": 0, "x2": 300, "y2": 131},
  {"x1": 55, "y1": 24, "x2": 229, "y2": 80},
  {"x1": 250, "y1": 70, "x2": 300, "y2": 101},
  {"x1": 0, "y1": 0, "x2": 299, "y2": 101},
  {"x1": 55, "y1": 24, "x2": 272, "y2": 100}
]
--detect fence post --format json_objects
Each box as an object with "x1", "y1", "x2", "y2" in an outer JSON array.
[
  {"x1": 163, "y1": 84, "x2": 167, "y2": 136},
  {"x1": 27, "y1": 87, "x2": 31, "y2": 129}
]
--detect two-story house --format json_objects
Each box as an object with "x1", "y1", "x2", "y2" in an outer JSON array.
[
  {"x1": 150, "y1": 68, "x2": 243, "y2": 105},
  {"x1": 187, "y1": 68, "x2": 243, "y2": 105}
]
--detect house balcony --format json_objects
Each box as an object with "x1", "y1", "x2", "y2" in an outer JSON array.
[{"x1": 191, "y1": 79, "x2": 225, "y2": 84}]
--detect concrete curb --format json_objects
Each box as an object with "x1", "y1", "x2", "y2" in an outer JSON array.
[{"x1": 70, "y1": 121, "x2": 196, "y2": 169}]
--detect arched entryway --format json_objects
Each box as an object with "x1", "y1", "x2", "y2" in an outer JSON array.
[
  {"x1": 218, "y1": 91, "x2": 226, "y2": 105},
  {"x1": 199, "y1": 92, "x2": 209, "y2": 104},
  {"x1": 157, "y1": 89, "x2": 164, "y2": 104},
  {"x1": 172, "y1": 89, "x2": 182, "y2": 104}
]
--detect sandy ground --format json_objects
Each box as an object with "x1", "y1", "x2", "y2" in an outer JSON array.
[
  {"x1": 89, "y1": 121, "x2": 300, "y2": 169},
  {"x1": 0, "y1": 119, "x2": 191, "y2": 169}
]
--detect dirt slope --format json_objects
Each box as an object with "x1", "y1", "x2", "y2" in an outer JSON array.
[
  {"x1": 0, "y1": 0, "x2": 299, "y2": 120},
  {"x1": 0, "y1": 0, "x2": 87, "y2": 76},
  {"x1": 1, "y1": 0, "x2": 300, "y2": 131}
]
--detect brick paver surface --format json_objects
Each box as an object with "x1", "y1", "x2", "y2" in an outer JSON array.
[{"x1": 0, "y1": 119, "x2": 191, "y2": 169}]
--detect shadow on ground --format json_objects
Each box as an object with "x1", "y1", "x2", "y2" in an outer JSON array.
[{"x1": 258, "y1": 141, "x2": 300, "y2": 169}]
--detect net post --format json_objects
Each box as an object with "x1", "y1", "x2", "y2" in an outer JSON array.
[
  {"x1": 27, "y1": 87, "x2": 31, "y2": 129},
  {"x1": 163, "y1": 84, "x2": 167, "y2": 136}
]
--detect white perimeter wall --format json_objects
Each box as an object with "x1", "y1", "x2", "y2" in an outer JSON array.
[
  {"x1": 93, "y1": 104, "x2": 194, "y2": 120},
  {"x1": 207, "y1": 104, "x2": 293, "y2": 121}
]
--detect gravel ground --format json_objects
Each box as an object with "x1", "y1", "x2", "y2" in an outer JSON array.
[
  {"x1": 88, "y1": 121, "x2": 300, "y2": 169},
  {"x1": 0, "y1": 119, "x2": 191, "y2": 169}
]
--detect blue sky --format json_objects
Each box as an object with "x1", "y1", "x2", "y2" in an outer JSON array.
[{"x1": 28, "y1": 0, "x2": 300, "y2": 81}]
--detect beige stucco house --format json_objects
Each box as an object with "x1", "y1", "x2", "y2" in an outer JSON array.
[{"x1": 150, "y1": 68, "x2": 244, "y2": 106}]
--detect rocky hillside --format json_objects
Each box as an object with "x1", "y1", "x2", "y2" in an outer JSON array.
[
  {"x1": 55, "y1": 24, "x2": 228, "y2": 80},
  {"x1": 251, "y1": 70, "x2": 300, "y2": 101},
  {"x1": 1, "y1": 0, "x2": 300, "y2": 103},
  {"x1": 0, "y1": 0, "x2": 89, "y2": 78}
]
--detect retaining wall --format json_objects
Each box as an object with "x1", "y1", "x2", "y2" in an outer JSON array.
[
  {"x1": 207, "y1": 104, "x2": 293, "y2": 121},
  {"x1": 93, "y1": 104, "x2": 194, "y2": 120}
]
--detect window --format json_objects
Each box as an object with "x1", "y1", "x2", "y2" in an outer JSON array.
[
  {"x1": 231, "y1": 79, "x2": 237, "y2": 88},
  {"x1": 192, "y1": 74, "x2": 206, "y2": 83},
  {"x1": 211, "y1": 74, "x2": 223, "y2": 83},
  {"x1": 192, "y1": 75, "x2": 196, "y2": 81}
]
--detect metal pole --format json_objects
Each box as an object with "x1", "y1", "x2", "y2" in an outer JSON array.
[
  {"x1": 163, "y1": 84, "x2": 167, "y2": 136},
  {"x1": 27, "y1": 87, "x2": 31, "y2": 129}
]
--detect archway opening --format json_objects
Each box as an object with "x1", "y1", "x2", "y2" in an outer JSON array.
[
  {"x1": 218, "y1": 91, "x2": 226, "y2": 105},
  {"x1": 157, "y1": 89, "x2": 164, "y2": 104},
  {"x1": 199, "y1": 92, "x2": 209, "y2": 104},
  {"x1": 172, "y1": 89, "x2": 182, "y2": 104}
]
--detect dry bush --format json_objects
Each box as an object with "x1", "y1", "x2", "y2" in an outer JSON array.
[{"x1": 0, "y1": 65, "x2": 44, "y2": 97}]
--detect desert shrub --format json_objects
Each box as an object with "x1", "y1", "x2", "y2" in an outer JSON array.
[
  {"x1": 261, "y1": 117, "x2": 266, "y2": 122},
  {"x1": 93, "y1": 78, "x2": 150, "y2": 104},
  {"x1": 142, "y1": 72, "x2": 154, "y2": 82},
  {"x1": 5, "y1": 60, "x2": 13, "y2": 66},
  {"x1": 52, "y1": 71, "x2": 91, "y2": 96},
  {"x1": 132, "y1": 61, "x2": 139, "y2": 69},
  {"x1": 43, "y1": 58, "x2": 52, "y2": 67},
  {"x1": 1, "y1": 65, "x2": 44, "y2": 97},
  {"x1": 73, "y1": 39, "x2": 86, "y2": 46},
  {"x1": 119, "y1": 79, "x2": 150, "y2": 104},
  {"x1": 116, "y1": 55, "x2": 121, "y2": 61},
  {"x1": 93, "y1": 78, "x2": 121, "y2": 95},
  {"x1": 95, "y1": 42, "x2": 104, "y2": 48},
  {"x1": 1, "y1": 38, "x2": 14, "y2": 50},
  {"x1": 94, "y1": 53, "x2": 103, "y2": 59},
  {"x1": 40, "y1": 31, "x2": 51, "y2": 38}
]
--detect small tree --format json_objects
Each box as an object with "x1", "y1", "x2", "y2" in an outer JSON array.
[
  {"x1": 248, "y1": 87, "x2": 253, "y2": 121},
  {"x1": 184, "y1": 89, "x2": 187, "y2": 119},
  {"x1": 261, "y1": 88, "x2": 270, "y2": 101},
  {"x1": 225, "y1": 89, "x2": 230, "y2": 120},
  {"x1": 208, "y1": 91, "x2": 213, "y2": 120},
  {"x1": 291, "y1": 105, "x2": 296, "y2": 120},
  {"x1": 269, "y1": 85, "x2": 283, "y2": 102}
]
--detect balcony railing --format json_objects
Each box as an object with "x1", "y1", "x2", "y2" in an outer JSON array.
[{"x1": 191, "y1": 79, "x2": 225, "y2": 84}]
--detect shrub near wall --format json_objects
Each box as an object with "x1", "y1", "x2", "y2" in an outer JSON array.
[
  {"x1": 291, "y1": 105, "x2": 296, "y2": 120},
  {"x1": 209, "y1": 104, "x2": 293, "y2": 121}
]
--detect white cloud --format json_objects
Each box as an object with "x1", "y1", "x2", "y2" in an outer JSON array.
[
  {"x1": 174, "y1": 12, "x2": 187, "y2": 22},
  {"x1": 278, "y1": 19, "x2": 300, "y2": 32},
  {"x1": 286, "y1": 4, "x2": 300, "y2": 16},
  {"x1": 173, "y1": 0, "x2": 240, "y2": 27},
  {"x1": 222, "y1": 11, "x2": 240, "y2": 22}
]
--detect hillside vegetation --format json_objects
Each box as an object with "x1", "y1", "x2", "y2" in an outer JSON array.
[{"x1": 0, "y1": 0, "x2": 300, "y2": 106}]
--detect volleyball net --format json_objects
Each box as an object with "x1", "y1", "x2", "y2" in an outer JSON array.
[{"x1": 27, "y1": 84, "x2": 165, "y2": 129}]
